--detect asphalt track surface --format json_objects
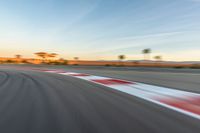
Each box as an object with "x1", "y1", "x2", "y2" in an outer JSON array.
[
  {"x1": 49, "y1": 66, "x2": 200, "y2": 93},
  {"x1": 0, "y1": 67, "x2": 200, "y2": 133}
]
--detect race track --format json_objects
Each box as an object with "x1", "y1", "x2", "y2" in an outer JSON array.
[{"x1": 0, "y1": 68, "x2": 200, "y2": 133}]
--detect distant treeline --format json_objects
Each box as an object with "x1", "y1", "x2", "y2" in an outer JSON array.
[{"x1": 0, "y1": 58, "x2": 200, "y2": 69}]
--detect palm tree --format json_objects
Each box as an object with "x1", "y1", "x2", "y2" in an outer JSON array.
[{"x1": 142, "y1": 48, "x2": 151, "y2": 60}]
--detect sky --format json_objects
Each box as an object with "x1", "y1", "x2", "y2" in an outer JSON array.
[{"x1": 0, "y1": 0, "x2": 200, "y2": 61}]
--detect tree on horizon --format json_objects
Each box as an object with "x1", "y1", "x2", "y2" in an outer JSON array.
[
  {"x1": 154, "y1": 55, "x2": 162, "y2": 61},
  {"x1": 15, "y1": 54, "x2": 22, "y2": 59},
  {"x1": 118, "y1": 55, "x2": 126, "y2": 61},
  {"x1": 48, "y1": 53, "x2": 58, "y2": 60},
  {"x1": 74, "y1": 57, "x2": 79, "y2": 60},
  {"x1": 15, "y1": 54, "x2": 22, "y2": 64},
  {"x1": 118, "y1": 55, "x2": 126, "y2": 66},
  {"x1": 142, "y1": 48, "x2": 151, "y2": 60},
  {"x1": 34, "y1": 52, "x2": 48, "y2": 62}
]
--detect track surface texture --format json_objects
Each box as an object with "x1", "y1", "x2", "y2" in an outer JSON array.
[{"x1": 0, "y1": 67, "x2": 200, "y2": 133}]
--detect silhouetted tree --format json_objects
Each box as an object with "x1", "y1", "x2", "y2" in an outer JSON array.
[
  {"x1": 15, "y1": 54, "x2": 22, "y2": 59},
  {"x1": 15, "y1": 54, "x2": 22, "y2": 63},
  {"x1": 154, "y1": 55, "x2": 162, "y2": 61},
  {"x1": 48, "y1": 53, "x2": 58, "y2": 60},
  {"x1": 118, "y1": 55, "x2": 126, "y2": 61},
  {"x1": 74, "y1": 57, "x2": 79, "y2": 60},
  {"x1": 34, "y1": 52, "x2": 48, "y2": 62},
  {"x1": 142, "y1": 48, "x2": 151, "y2": 60},
  {"x1": 59, "y1": 58, "x2": 65, "y2": 61},
  {"x1": 118, "y1": 55, "x2": 126, "y2": 66},
  {"x1": 59, "y1": 58, "x2": 68, "y2": 65}
]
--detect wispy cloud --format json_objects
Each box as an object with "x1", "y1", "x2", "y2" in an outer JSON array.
[{"x1": 117, "y1": 31, "x2": 182, "y2": 41}]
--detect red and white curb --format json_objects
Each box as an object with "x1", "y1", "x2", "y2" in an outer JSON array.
[{"x1": 37, "y1": 69, "x2": 200, "y2": 120}]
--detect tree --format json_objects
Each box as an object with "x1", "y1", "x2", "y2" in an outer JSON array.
[
  {"x1": 74, "y1": 57, "x2": 79, "y2": 60},
  {"x1": 15, "y1": 54, "x2": 22, "y2": 59},
  {"x1": 15, "y1": 54, "x2": 22, "y2": 63},
  {"x1": 34, "y1": 52, "x2": 48, "y2": 62},
  {"x1": 59, "y1": 58, "x2": 68, "y2": 65},
  {"x1": 118, "y1": 55, "x2": 126, "y2": 66},
  {"x1": 142, "y1": 48, "x2": 151, "y2": 60},
  {"x1": 118, "y1": 55, "x2": 126, "y2": 61},
  {"x1": 59, "y1": 58, "x2": 65, "y2": 61},
  {"x1": 154, "y1": 55, "x2": 162, "y2": 61},
  {"x1": 48, "y1": 53, "x2": 58, "y2": 60},
  {"x1": 73, "y1": 57, "x2": 79, "y2": 65}
]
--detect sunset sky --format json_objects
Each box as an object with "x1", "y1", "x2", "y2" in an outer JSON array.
[{"x1": 0, "y1": 0, "x2": 200, "y2": 61}]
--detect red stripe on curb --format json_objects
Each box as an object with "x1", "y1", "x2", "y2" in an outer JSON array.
[
  {"x1": 157, "y1": 98, "x2": 200, "y2": 115},
  {"x1": 92, "y1": 79, "x2": 133, "y2": 85},
  {"x1": 184, "y1": 97, "x2": 200, "y2": 106}
]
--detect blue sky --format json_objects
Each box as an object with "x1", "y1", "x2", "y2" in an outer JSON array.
[{"x1": 0, "y1": 0, "x2": 200, "y2": 61}]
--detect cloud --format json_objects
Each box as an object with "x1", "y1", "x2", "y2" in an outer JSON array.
[{"x1": 117, "y1": 31, "x2": 182, "y2": 41}]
